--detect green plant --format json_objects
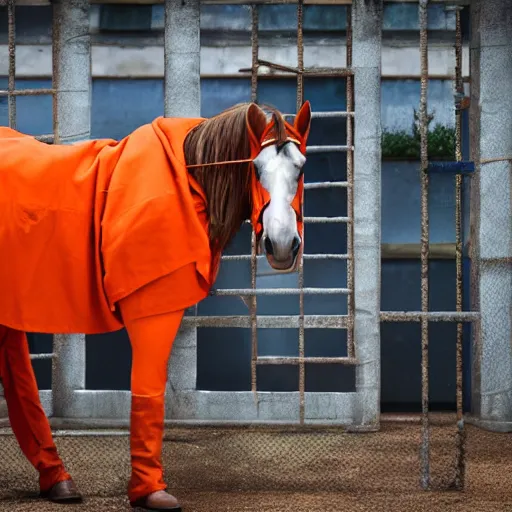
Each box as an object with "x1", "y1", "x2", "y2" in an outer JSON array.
[
  {"x1": 382, "y1": 106, "x2": 456, "y2": 160},
  {"x1": 382, "y1": 108, "x2": 456, "y2": 160}
]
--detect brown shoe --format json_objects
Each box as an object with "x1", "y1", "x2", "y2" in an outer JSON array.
[
  {"x1": 40, "y1": 478, "x2": 83, "y2": 504},
  {"x1": 131, "y1": 490, "x2": 182, "y2": 511}
]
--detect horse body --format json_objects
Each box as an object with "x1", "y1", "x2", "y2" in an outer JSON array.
[
  {"x1": 0, "y1": 117, "x2": 214, "y2": 334},
  {"x1": 0, "y1": 102, "x2": 311, "y2": 510}
]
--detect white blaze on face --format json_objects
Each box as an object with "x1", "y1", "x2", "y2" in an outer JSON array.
[{"x1": 253, "y1": 142, "x2": 306, "y2": 265}]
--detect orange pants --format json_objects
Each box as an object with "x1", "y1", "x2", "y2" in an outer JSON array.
[
  {"x1": 118, "y1": 263, "x2": 205, "y2": 503},
  {"x1": 0, "y1": 325, "x2": 71, "y2": 492}
]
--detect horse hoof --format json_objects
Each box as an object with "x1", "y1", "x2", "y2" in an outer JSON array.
[
  {"x1": 131, "y1": 490, "x2": 182, "y2": 511},
  {"x1": 40, "y1": 478, "x2": 83, "y2": 504}
]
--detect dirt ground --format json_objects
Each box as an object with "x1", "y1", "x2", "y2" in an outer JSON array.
[{"x1": 1, "y1": 419, "x2": 511, "y2": 511}]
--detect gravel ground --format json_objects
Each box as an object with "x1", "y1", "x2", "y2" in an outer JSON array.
[{"x1": 1, "y1": 419, "x2": 511, "y2": 512}]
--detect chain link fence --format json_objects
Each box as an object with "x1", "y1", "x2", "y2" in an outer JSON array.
[
  {"x1": 1, "y1": 420, "x2": 511, "y2": 510},
  {"x1": 1, "y1": 0, "x2": 511, "y2": 510}
]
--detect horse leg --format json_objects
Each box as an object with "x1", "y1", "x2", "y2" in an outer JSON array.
[
  {"x1": 0, "y1": 325, "x2": 81, "y2": 502},
  {"x1": 120, "y1": 309, "x2": 185, "y2": 511}
]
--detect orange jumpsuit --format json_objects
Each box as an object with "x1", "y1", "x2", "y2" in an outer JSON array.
[
  {"x1": 0, "y1": 325, "x2": 71, "y2": 493},
  {"x1": 0, "y1": 101, "x2": 311, "y2": 503},
  {"x1": 0, "y1": 116, "x2": 218, "y2": 502}
]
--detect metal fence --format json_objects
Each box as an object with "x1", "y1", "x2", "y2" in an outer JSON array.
[{"x1": 1, "y1": 0, "x2": 511, "y2": 497}]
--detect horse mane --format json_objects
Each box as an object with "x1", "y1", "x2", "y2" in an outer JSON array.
[{"x1": 183, "y1": 102, "x2": 288, "y2": 254}]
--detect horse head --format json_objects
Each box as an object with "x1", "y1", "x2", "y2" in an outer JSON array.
[{"x1": 246, "y1": 101, "x2": 311, "y2": 272}]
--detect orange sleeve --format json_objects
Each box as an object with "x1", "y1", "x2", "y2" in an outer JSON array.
[{"x1": 117, "y1": 262, "x2": 209, "y2": 323}]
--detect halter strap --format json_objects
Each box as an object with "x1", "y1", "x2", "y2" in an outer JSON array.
[
  {"x1": 261, "y1": 136, "x2": 301, "y2": 148},
  {"x1": 185, "y1": 137, "x2": 301, "y2": 169},
  {"x1": 185, "y1": 158, "x2": 254, "y2": 169}
]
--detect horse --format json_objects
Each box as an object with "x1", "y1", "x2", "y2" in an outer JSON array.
[{"x1": 0, "y1": 100, "x2": 311, "y2": 511}]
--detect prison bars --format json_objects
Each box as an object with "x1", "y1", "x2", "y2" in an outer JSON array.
[
  {"x1": 2, "y1": 0, "x2": 59, "y2": 366},
  {"x1": 418, "y1": 0, "x2": 431, "y2": 490},
  {"x1": 416, "y1": 0, "x2": 473, "y2": 491},
  {"x1": 2, "y1": 0, "x2": 473, "y2": 5},
  {"x1": 3, "y1": 0, "x2": 482, "y2": 438},
  {"x1": 453, "y1": 4, "x2": 466, "y2": 491},
  {"x1": 2, "y1": 0, "x2": 56, "y2": 142},
  {"x1": 239, "y1": 0, "x2": 357, "y2": 425}
]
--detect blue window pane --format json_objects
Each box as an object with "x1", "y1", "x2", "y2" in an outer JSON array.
[
  {"x1": 381, "y1": 79, "x2": 457, "y2": 246},
  {"x1": 91, "y1": 79, "x2": 164, "y2": 140},
  {"x1": 303, "y1": 6, "x2": 347, "y2": 31},
  {"x1": 383, "y1": 3, "x2": 456, "y2": 31},
  {"x1": 90, "y1": 78, "x2": 251, "y2": 141},
  {"x1": 200, "y1": 5, "x2": 251, "y2": 31},
  {"x1": 0, "y1": 6, "x2": 52, "y2": 43},
  {"x1": 259, "y1": 5, "x2": 297, "y2": 31},
  {"x1": 257, "y1": 78, "x2": 297, "y2": 113},
  {"x1": 382, "y1": 162, "x2": 456, "y2": 245},
  {"x1": 381, "y1": 79, "x2": 455, "y2": 134},
  {"x1": 200, "y1": 78, "x2": 251, "y2": 117},
  {"x1": 155, "y1": 5, "x2": 253, "y2": 31},
  {"x1": 0, "y1": 78, "x2": 53, "y2": 136},
  {"x1": 258, "y1": 5, "x2": 347, "y2": 32},
  {"x1": 99, "y1": 5, "x2": 152, "y2": 32}
]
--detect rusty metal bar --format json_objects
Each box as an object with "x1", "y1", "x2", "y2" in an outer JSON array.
[
  {"x1": 256, "y1": 59, "x2": 299, "y2": 74},
  {"x1": 418, "y1": 0, "x2": 430, "y2": 490},
  {"x1": 296, "y1": 0, "x2": 306, "y2": 425},
  {"x1": 304, "y1": 68, "x2": 353, "y2": 77},
  {"x1": 221, "y1": 253, "x2": 349, "y2": 261},
  {"x1": 452, "y1": 4, "x2": 466, "y2": 491},
  {"x1": 30, "y1": 353, "x2": 55, "y2": 360},
  {"x1": 346, "y1": 5, "x2": 355, "y2": 360},
  {"x1": 16, "y1": 314, "x2": 483, "y2": 341},
  {"x1": 7, "y1": 0, "x2": 473, "y2": 5},
  {"x1": 305, "y1": 181, "x2": 349, "y2": 189},
  {"x1": 185, "y1": 315, "x2": 349, "y2": 329},
  {"x1": 7, "y1": 0, "x2": 16, "y2": 129},
  {"x1": 257, "y1": 356, "x2": 357, "y2": 365},
  {"x1": 304, "y1": 216, "x2": 350, "y2": 223},
  {"x1": 34, "y1": 134, "x2": 55, "y2": 143},
  {"x1": 380, "y1": 311, "x2": 479, "y2": 323},
  {"x1": 249, "y1": 4, "x2": 259, "y2": 407},
  {"x1": 211, "y1": 287, "x2": 350, "y2": 296},
  {"x1": 311, "y1": 111, "x2": 353, "y2": 118},
  {"x1": 285, "y1": 111, "x2": 353, "y2": 121},
  {"x1": 307, "y1": 145, "x2": 352, "y2": 153},
  {"x1": 0, "y1": 88, "x2": 56, "y2": 97},
  {"x1": 240, "y1": 60, "x2": 353, "y2": 78}
]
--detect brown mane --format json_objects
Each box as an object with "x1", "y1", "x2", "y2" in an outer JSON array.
[{"x1": 184, "y1": 102, "x2": 288, "y2": 254}]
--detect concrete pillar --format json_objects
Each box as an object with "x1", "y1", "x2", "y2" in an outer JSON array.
[
  {"x1": 352, "y1": 0, "x2": 383, "y2": 426},
  {"x1": 164, "y1": 0, "x2": 201, "y2": 118},
  {"x1": 163, "y1": 0, "x2": 201, "y2": 416},
  {"x1": 51, "y1": 0, "x2": 91, "y2": 418},
  {"x1": 469, "y1": 0, "x2": 512, "y2": 432}
]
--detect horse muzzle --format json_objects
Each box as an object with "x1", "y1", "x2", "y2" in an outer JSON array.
[{"x1": 262, "y1": 234, "x2": 301, "y2": 272}]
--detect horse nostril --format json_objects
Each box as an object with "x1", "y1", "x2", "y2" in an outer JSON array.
[
  {"x1": 264, "y1": 236, "x2": 274, "y2": 256},
  {"x1": 291, "y1": 236, "x2": 301, "y2": 256}
]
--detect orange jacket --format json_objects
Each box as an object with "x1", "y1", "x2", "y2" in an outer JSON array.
[{"x1": 0, "y1": 117, "x2": 216, "y2": 334}]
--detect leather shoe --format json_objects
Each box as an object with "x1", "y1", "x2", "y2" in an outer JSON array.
[
  {"x1": 131, "y1": 490, "x2": 182, "y2": 511},
  {"x1": 40, "y1": 478, "x2": 83, "y2": 503}
]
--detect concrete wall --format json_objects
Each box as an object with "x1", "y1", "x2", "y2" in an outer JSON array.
[
  {"x1": 5, "y1": 76, "x2": 469, "y2": 411},
  {"x1": 0, "y1": 3, "x2": 476, "y2": 414},
  {"x1": 468, "y1": 0, "x2": 512, "y2": 431}
]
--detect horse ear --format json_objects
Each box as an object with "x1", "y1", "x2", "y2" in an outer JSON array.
[
  {"x1": 294, "y1": 100, "x2": 312, "y2": 140},
  {"x1": 246, "y1": 103, "x2": 268, "y2": 144}
]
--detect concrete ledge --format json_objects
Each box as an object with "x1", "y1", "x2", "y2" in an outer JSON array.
[
  {"x1": 9, "y1": 389, "x2": 360, "y2": 425},
  {"x1": 465, "y1": 415, "x2": 512, "y2": 433},
  {"x1": 0, "y1": 44, "x2": 470, "y2": 78}
]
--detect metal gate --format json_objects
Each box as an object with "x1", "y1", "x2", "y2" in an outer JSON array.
[{"x1": 1, "y1": 0, "x2": 511, "y2": 494}]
